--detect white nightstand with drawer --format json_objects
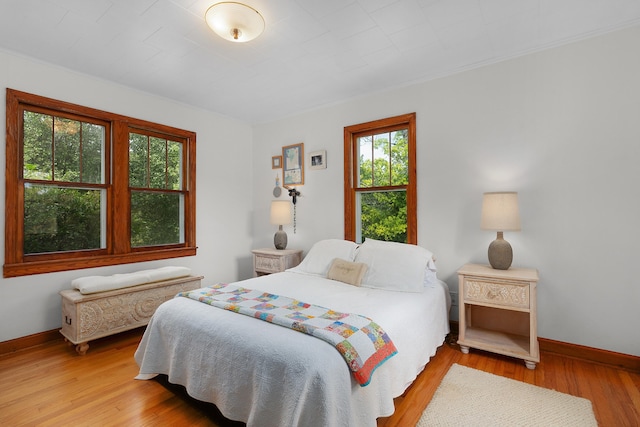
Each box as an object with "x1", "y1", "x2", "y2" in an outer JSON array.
[
  {"x1": 457, "y1": 263, "x2": 540, "y2": 369},
  {"x1": 252, "y1": 248, "x2": 302, "y2": 276}
]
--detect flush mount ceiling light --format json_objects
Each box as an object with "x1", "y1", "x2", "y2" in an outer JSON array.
[{"x1": 205, "y1": 2, "x2": 265, "y2": 43}]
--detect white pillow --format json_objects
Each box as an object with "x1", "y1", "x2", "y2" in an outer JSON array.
[
  {"x1": 354, "y1": 238, "x2": 434, "y2": 293},
  {"x1": 424, "y1": 255, "x2": 439, "y2": 285},
  {"x1": 288, "y1": 239, "x2": 359, "y2": 276}
]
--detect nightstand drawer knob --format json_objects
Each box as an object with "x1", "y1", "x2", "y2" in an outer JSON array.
[{"x1": 65, "y1": 316, "x2": 72, "y2": 325}]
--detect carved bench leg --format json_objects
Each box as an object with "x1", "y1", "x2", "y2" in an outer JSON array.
[{"x1": 75, "y1": 342, "x2": 89, "y2": 356}]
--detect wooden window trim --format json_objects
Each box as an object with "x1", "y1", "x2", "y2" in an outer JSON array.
[
  {"x1": 4, "y1": 89, "x2": 197, "y2": 277},
  {"x1": 343, "y1": 113, "x2": 417, "y2": 244}
]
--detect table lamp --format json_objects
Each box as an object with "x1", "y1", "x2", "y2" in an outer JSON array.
[
  {"x1": 481, "y1": 192, "x2": 521, "y2": 270},
  {"x1": 270, "y1": 200, "x2": 292, "y2": 250}
]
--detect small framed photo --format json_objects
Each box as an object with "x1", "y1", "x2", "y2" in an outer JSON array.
[
  {"x1": 272, "y1": 155, "x2": 282, "y2": 169},
  {"x1": 282, "y1": 142, "x2": 304, "y2": 185},
  {"x1": 308, "y1": 150, "x2": 327, "y2": 170}
]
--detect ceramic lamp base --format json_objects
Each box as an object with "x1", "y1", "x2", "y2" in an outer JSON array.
[
  {"x1": 274, "y1": 227, "x2": 288, "y2": 250},
  {"x1": 488, "y1": 231, "x2": 513, "y2": 270}
]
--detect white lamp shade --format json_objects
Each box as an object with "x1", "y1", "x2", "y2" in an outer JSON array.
[
  {"x1": 205, "y1": 2, "x2": 265, "y2": 43},
  {"x1": 270, "y1": 200, "x2": 292, "y2": 225},
  {"x1": 481, "y1": 192, "x2": 521, "y2": 231}
]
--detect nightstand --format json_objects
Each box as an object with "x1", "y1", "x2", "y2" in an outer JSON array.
[
  {"x1": 252, "y1": 248, "x2": 302, "y2": 276},
  {"x1": 457, "y1": 263, "x2": 540, "y2": 369}
]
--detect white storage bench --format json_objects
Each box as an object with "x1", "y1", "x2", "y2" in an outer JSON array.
[{"x1": 60, "y1": 274, "x2": 203, "y2": 355}]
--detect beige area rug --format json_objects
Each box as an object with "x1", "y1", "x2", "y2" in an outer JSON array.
[{"x1": 417, "y1": 364, "x2": 598, "y2": 427}]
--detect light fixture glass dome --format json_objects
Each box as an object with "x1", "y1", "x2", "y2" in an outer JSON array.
[{"x1": 205, "y1": 2, "x2": 265, "y2": 43}]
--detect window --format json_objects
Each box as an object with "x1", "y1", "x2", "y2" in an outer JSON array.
[
  {"x1": 344, "y1": 113, "x2": 416, "y2": 244},
  {"x1": 4, "y1": 89, "x2": 196, "y2": 277},
  {"x1": 128, "y1": 130, "x2": 185, "y2": 248}
]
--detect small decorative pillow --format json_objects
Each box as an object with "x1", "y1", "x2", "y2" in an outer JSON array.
[{"x1": 327, "y1": 258, "x2": 368, "y2": 286}]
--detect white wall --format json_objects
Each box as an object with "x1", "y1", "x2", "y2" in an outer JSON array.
[
  {"x1": 0, "y1": 50, "x2": 255, "y2": 342},
  {"x1": 252, "y1": 26, "x2": 640, "y2": 357},
  {"x1": 4, "y1": 26, "x2": 639, "y2": 357}
]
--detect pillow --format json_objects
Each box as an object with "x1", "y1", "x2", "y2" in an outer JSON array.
[
  {"x1": 424, "y1": 255, "x2": 438, "y2": 285},
  {"x1": 423, "y1": 264, "x2": 439, "y2": 285},
  {"x1": 354, "y1": 238, "x2": 434, "y2": 293},
  {"x1": 288, "y1": 239, "x2": 359, "y2": 276},
  {"x1": 327, "y1": 258, "x2": 368, "y2": 286}
]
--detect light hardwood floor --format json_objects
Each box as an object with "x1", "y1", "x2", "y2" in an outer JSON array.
[{"x1": 1, "y1": 329, "x2": 638, "y2": 426}]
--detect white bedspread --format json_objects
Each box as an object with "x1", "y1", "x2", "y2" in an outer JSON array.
[{"x1": 134, "y1": 270, "x2": 449, "y2": 427}]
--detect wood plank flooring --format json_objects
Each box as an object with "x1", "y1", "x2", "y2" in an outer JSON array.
[{"x1": 1, "y1": 329, "x2": 638, "y2": 426}]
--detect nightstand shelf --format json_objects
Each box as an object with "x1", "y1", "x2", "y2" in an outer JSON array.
[
  {"x1": 464, "y1": 327, "x2": 532, "y2": 357},
  {"x1": 457, "y1": 263, "x2": 540, "y2": 369}
]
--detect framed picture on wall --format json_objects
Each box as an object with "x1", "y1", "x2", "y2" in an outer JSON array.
[
  {"x1": 282, "y1": 142, "x2": 304, "y2": 185},
  {"x1": 272, "y1": 155, "x2": 282, "y2": 169},
  {"x1": 308, "y1": 150, "x2": 326, "y2": 170}
]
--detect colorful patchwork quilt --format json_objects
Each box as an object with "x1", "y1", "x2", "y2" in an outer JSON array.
[{"x1": 178, "y1": 283, "x2": 397, "y2": 386}]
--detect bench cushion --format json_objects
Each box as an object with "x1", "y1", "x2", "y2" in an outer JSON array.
[{"x1": 72, "y1": 266, "x2": 191, "y2": 294}]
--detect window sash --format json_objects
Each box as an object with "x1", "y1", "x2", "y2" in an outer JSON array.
[
  {"x1": 130, "y1": 190, "x2": 185, "y2": 247},
  {"x1": 355, "y1": 127, "x2": 409, "y2": 189},
  {"x1": 355, "y1": 188, "x2": 408, "y2": 243},
  {"x1": 23, "y1": 184, "x2": 107, "y2": 254},
  {"x1": 22, "y1": 108, "x2": 108, "y2": 185}
]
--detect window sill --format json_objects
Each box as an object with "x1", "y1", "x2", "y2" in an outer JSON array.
[{"x1": 3, "y1": 247, "x2": 197, "y2": 278}]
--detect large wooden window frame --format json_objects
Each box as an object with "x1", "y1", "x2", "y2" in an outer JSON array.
[
  {"x1": 343, "y1": 113, "x2": 417, "y2": 244},
  {"x1": 4, "y1": 89, "x2": 197, "y2": 277}
]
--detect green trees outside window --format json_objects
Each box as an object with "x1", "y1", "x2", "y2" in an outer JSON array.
[
  {"x1": 357, "y1": 129, "x2": 409, "y2": 243},
  {"x1": 129, "y1": 132, "x2": 184, "y2": 247},
  {"x1": 22, "y1": 110, "x2": 106, "y2": 254},
  {"x1": 22, "y1": 116, "x2": 187, "y2": 254},
  {"x1": 344, "y1": 113, "x2": 417, "y2": 245},
  {"x1": 5, "y1": 89, "x2": 196, "y2": 277}
]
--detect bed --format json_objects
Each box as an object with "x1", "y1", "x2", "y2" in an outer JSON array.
[{"x1": 134, "y1": 239, "x2": 450, "y2": 427}]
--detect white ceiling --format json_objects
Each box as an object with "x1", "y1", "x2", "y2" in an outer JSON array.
[{"x1": 1, "y1": 0, "x2": 640, "y2": 124}]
